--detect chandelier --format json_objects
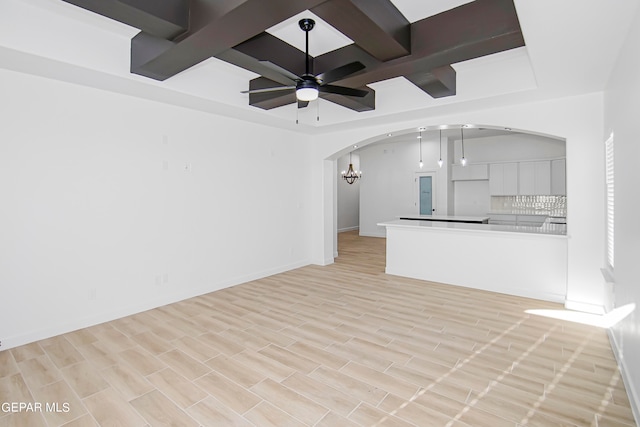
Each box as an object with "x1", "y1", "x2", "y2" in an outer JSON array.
[{"x1": 341, "y1": 152, "x2": 362, "y2": 184}]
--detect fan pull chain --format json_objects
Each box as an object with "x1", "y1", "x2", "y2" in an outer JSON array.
[
  {"x1": 317, "y1": 100, "x2": 320, "y2": 122},
  {"x1": 296, "y1": 105, "x2": 299, "y2": 125}
]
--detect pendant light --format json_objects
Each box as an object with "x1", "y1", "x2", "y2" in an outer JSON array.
[
  {"x1": 437, "y1": 129, "x2": 444, "y2": 168},
  {"x1": 418, "y1": 129, "x2": 423, "y2": 169},
  {"x1": 342, "y1": 152, "x2": 362, "y2": 184},
  {"x1": 460, "y1": 126, "x2": 467, "y2": 166}
]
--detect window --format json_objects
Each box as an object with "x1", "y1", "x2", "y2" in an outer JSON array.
[{"x1": 605, "y1": 133, "x2": 615, "y2": 270}]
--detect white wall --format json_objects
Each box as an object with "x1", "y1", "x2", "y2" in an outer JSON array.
[
  {"x1": 336, "y1": 153, "x2": 360, "y2": 232},
  {"x1": 452, "y1": 133, "x2": 566, "y2": 163},
  {"x1": 0, "y1": 69, "x2": 312, "y2": 350},
  {"x1": 604, "y1": 2, "x2": 640, "y2": 419},
  {"x1": 453, "y1": 181, "x2": 491, "y2": 216}
]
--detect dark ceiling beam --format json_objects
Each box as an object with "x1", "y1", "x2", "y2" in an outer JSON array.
[
  {"x1": 216, "y1": 49, "x2": 296, "y2": 87},
  {"x1": 228, "y1": 33, "x2": 308, "y2": 78},
  {"x1": 405, "y1": 65, "x2": 456, "y2": 98},
  {"x1": 130, "y1": 0, "x2": 329, "y2": 81},
  {"x1": 311, "y1": 0, "x2": 410, "y2": 61},
  {"x1": 61, "y1": 0, "x2": 189, "y2": 39},
  {"x1": 409, "y1": 0, "x2": 523, "y2": 61},
  {"x1": 315, "y1": 0, "x2": 524, "y2": 90}
]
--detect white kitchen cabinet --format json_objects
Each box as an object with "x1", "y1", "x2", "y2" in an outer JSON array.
[
  {"x1": 519, "y1": 161, "x2": 551, "y2": 195},
  {"x1": 489, "y1": 163, "x2": 503, "y2": 195},
  {"x1": 551, "y1": 158, "x2": 566, "y2": 195},
  {"x1": 489, "y1": 162, "x2": 518, "y2": 195},
  {"x1": 451, "y1": 163, "x2": 489, "y2": 181}
]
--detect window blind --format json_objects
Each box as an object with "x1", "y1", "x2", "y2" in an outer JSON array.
[{"x1": 605, "y1": 134, "x2": 614, "y2": 269}]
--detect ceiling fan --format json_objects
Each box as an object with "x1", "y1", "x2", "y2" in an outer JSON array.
[{"x1": 241, "y1": 18, "x2": 369, "y2": 106}]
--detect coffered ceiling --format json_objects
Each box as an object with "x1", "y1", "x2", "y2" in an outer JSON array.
[
  {"x1": 0, "y1": 0, "x2": 638, "y2": 131},
  {"x1": 58, "y1": 0, "x2": 524, "y2": 113}
]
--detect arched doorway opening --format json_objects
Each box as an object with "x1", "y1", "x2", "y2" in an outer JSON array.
[{"x1": 331, "y1": 124, "x2": 566, "y2": 256}]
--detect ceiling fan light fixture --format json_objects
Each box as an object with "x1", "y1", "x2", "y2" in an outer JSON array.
[
  {"x1": 297, "y1": 88, "x2": 319, "y2": 101},
  {"x1": 296, "y1": 78, "x2": 319, "y2": 101}
]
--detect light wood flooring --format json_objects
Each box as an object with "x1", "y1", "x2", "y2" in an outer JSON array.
[{"x1": 0, "y1": 231, "x2": 636, "y2": 426}]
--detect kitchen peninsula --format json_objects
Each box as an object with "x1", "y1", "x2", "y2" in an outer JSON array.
[{"x1": 378, "y1": 218, "x2": 568, "y2": 303}]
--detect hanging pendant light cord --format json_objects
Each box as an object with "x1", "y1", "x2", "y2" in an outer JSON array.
[{"x1": 419, "y1": 130, "x2": 422, "y2": 165}]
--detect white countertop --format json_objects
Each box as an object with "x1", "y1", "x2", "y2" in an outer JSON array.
[{"x1": 379, "y1": 218, "x2": 567, "y2": 236}]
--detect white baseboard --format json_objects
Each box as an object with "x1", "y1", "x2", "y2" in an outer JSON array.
[
  {"x1": 608, "y1": 329, "x2": 640, "y2": 426},
  {"x1": 1, "y1": 259, "x2": 311, "y2": 352},
  {"x1": 358, "y1": 231, "x2": 386, "y2": 238},
  {"x1": 311, "y1": 256, "x2": 335, "y2": 266},
  {"x1": 338, "y1": 226, "x2": 359, "y2": 233},
  {"x1": 564, "y1": 299, "x2": 605, "y2": 315}
]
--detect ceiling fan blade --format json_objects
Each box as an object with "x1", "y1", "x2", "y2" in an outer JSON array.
[
  {"x1": 298, "y1": 100, "x2": 309, "y2": 108},
  {"x1": 258, "y1": 61, "x2": 300, "y2": 82},
  {"x1": 316, "y1": 62, "x2": 365, "y2": 84},
  {"x1": 241, "y1": 86, "x2": 296, "y2": 94},
  {"x1": 319, "y1": 85, "x2": 369, "y2": 98}
]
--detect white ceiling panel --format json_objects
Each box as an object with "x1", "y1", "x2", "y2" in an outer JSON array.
[
  {"x1": 266, "y1": 10, "x2": 353, "y2": 57},
  {"x1": 390, "y1": 0, "x2": 476, "y2": 22}
]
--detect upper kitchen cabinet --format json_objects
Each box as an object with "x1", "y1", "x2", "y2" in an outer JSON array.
[
  {"x1": 551, "y1": 159, "x2": 567, "y2": 195},
  {"x1": 519, "y1": 161, "x2": 551, "y2": 195},
  {"x1": 489, "y1": 162, "x2": 518, "y2": 195},
  {"x1": 451, "y1": 163, "x2": 489, "y2": 181}
]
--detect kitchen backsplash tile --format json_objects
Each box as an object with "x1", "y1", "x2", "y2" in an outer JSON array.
[{"x1": 491, "y1": 195, "x2": 566, "y2": 216}]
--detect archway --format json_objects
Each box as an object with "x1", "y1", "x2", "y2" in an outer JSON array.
[{"x1": 330, "y1": 124, "x2": 566, "y2": 258}]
